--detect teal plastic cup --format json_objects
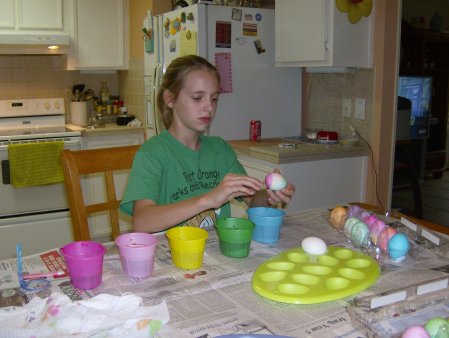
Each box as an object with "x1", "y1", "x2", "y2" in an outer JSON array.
[
  {"x1": 215, "y1": 218, "x2": 255, "y2": 258},
  {"x1": 247, "y1": 207, "x2": 285, "y2": 243}
]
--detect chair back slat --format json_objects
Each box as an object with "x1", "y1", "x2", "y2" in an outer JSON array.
[{"x1": 61, "y1": 145, "x2": 139, "y2": 241}]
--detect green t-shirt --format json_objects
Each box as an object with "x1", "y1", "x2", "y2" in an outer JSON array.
[{"x1": 120, "y1": 130, "x2": 246, "y2": 226}]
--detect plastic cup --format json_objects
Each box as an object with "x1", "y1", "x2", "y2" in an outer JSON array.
[
  {"x1": 216, "y1": 218, "x2": 255, "y2": 258},
  {"x1": 115, "y1": 232, "x2": 158, "y2": 278},
  {"x1": 247, "y1": 207, "x2": 285, "y2": 243},
  {"x1": 60, "y1": 241, "x2": 106, "y2": 290},
  {"x1": 166, "y1": 227, "x2": 208, "y2": 270}
]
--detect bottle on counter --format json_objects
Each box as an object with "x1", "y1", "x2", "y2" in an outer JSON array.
[{"x1": 100, "y1": 81, "x2": 110, "y2": 105}]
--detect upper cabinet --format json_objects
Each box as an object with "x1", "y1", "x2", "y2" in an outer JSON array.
[
  {"x1": 72, "y1": 0, "x2": 129, "y2": 70},
  {"x1": 0, "y1": 0, "x2": 63, "y2": 31},
  {"x1": 275, "y1": 0, "x2": 373, "y2": 68}
]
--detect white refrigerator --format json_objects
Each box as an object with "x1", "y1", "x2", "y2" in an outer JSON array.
[{"x1": 143, "y1": 4, "x2": 302, "y2": 140}]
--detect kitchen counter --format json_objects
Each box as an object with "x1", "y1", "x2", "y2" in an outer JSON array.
[
  {"x1": 228, "y1": 138, "x2": 370, "y2": 164},
  {"x1": 66, "y1": 123, "x2": 146, "y2": 137}
]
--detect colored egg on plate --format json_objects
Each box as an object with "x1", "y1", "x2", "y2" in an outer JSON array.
[{"x1": 301, "y1": 236, "x2": 327, "y2": 255}]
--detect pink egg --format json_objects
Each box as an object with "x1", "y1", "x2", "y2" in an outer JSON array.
[
  {"x1": 402, "y1": 325, "x2": 430, "y2": 338},
  {"x1": 265, "y1": 172, "x2": 287, "y2": 191},
  {"x1": 369, "y1": 220, "x2": 387, "y2": 246},
  {"x1": 378, "y1": 226, "x2": 397, "y2": 253},
  {"x1": 362, "y1": 214, "x2": 379, "y2": 228}
]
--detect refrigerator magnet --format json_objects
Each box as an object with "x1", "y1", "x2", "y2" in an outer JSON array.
[
  {"x1": 187, "y1": 12, "x2": 194, "y2": 21},
  {"x1": 232, "y1": 8, "x2": 242, "y2": 21},
  {"x1": 254, "y1": 39, "x2": 265, "y2": 54},
  {"x1": 169, "y1": 39, "x2": 176, "y2": 52},
  {"x1": 243, "y1": 23, "x2": 257, "y2": 37}
]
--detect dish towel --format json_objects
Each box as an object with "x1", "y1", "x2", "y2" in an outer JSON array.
[
  {"x1": 0, "y1": 292, "x2": 170, "y2": 338},
  {"x1": 8, "y1": 142, "x2": 65, "y2": 188}
]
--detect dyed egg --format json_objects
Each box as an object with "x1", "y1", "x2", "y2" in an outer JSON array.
[
  {"x1": 378, "y1": 226, "x2": 397, "y2": 253},
  {"x1": 362, "y1": 213, "x2": 378, "y2": 228},
  {"x1": 329, "y1": 206, "x2": 347, "y2": 229},
  {"x1": 301, "y1": 236, "x2": 327, "y2": 255},
  {"x1": 347, "y1": 205, "x2": 363, "y2": 219},
  {"x1": 425, "y1": 317, "x2": 449, "y2": 338},
  {"x1": 402, "y1": 325, "x2": 430, "y2": 338},
  {"x1": 369, "y1": 219, "x2": 387, "y2": 246},
  {"x1": 387, "y1": 233, "x2": 410, "y2": 262},
  {"x1": 265, "y1": 172, "x2": 287, "y2": 191},
  {"x1": 344, "y1": 217, "x2": 360, "y2": 238},
  {"x1": 350, "y1": 221, "x2": 370, "y2": 247}
]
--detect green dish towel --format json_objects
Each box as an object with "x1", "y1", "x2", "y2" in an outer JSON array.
[{"x1": 8, "y1": 142, "x2": 65, "y2": 188}]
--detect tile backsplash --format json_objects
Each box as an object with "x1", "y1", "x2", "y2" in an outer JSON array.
[
  {"x1": 0, "y1": 55, "x2": 118, "y2": 122},
  {"x1": 303, "y1": 68, "x2": 374, "y2": 143}
]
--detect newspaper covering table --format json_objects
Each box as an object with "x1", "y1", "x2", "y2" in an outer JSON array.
[{"x1": 1, "y1": 208, "x2": 449, "y2": 337}]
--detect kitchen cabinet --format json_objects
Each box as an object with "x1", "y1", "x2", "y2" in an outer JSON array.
[
  {"x1": 275, "y1": 0, "x2": 372, "y2": 68},
  {"x1": 82, "y1": 131, "x2": 144, "y2": 240},
  {"x1": 0, "y1": 0, "x2": 63, "y2": 30},
  {"x1": 72, "y1": 0, "x2": 129, "y2": 70}
]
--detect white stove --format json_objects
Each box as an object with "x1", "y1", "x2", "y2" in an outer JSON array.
[
  {"x1": 0, "y1": 98, "x2": 80, "y2": 258},
  {"x1": 0, "y1": 98, "x2": 81, "y2": 143}
]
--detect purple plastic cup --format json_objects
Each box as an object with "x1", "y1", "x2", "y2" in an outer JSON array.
[
  {"x1": 115, "y1": 233, "x2": 158, "y2": 278},
  {"x1": 60, "y1": 241, "x2": 106, "y2": 290}
]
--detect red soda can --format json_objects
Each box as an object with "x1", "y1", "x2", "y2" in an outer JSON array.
[{"x1": 249, "y1": 120, "x2": 261, "y2": 142}]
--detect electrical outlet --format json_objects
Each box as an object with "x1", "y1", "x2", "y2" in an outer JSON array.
[
  {"x1": 354, "y1": 98, "x2": 366, "y2": 120},
  {"x1": 342, "y1": 98, "x2": 351, "y2": 117}
]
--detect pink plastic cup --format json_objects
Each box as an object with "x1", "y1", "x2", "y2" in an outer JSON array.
[
  {"x1": 61, "y1": 241, "x2": 106, "y2": 290},
  {"x1": 115, "y1": 233, "x2": 158, "y2": 278}
]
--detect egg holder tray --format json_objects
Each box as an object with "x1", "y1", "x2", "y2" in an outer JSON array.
[
  {"x1": 347, "y1": 276, "x2": 449, "y2": 338},
  {"x1": 323, "y1": 209, "x2": 449, "y2": 262},
  {"x1": 251, "y1": 246, "x2": 380, "y2": 304}
]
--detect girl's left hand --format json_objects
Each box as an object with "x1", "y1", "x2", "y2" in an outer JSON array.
[{"x1": 266, "y1": 183, "x2": 295, "y2": 206}]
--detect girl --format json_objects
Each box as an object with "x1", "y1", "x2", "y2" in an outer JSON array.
[{"x1": 120, "y1": 55, "x2": 295, "y2": 233}]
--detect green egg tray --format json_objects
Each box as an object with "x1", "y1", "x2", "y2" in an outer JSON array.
[{"x1": 252, "y1": 246, "x2": 381, "y2": 304}]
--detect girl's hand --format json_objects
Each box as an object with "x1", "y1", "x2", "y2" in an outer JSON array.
[
  {"x1": 206, "y1": 173, "x2": 263, "y2": 209},
  {"x1": 266, "y1": 182, "x2": 296, "y2": 206}
]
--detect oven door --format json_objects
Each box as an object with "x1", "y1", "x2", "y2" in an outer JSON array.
[{"x1": 0, "y1": 137, "x2": 81, "y2": 218}]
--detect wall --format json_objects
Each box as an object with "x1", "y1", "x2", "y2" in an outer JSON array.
[
  {"x1": 302, "y1": 70, "x2": 374, "y2": 142},
  {"x1": 0, "y1": 55, "x2": 118, "y2": 121}
]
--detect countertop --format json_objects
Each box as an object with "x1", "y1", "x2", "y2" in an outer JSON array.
[
  {"x1": 228, "y1": 138, "x2": 370, "y2": 164},
  {"x1": 66, "y1": 123, "x2": 146, "y2": 137}
]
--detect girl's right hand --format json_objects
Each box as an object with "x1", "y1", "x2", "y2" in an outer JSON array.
[{"x1": 205, "y1": 173, "x2": 263, "y2": 209}]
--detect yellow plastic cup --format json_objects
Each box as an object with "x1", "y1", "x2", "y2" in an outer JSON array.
[{"x1": 166, "y1": 227, "x2": 208, "y2": 270}]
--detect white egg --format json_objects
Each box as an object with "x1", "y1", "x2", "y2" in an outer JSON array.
[
  {"x1": 301, "y1": 236, "x2": 328, "y2": 255},
  {"x1": 265, "y1": 172, "x2": 287, "y2": 191}
]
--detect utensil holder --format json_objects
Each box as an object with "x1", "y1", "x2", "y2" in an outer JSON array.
[{"x1": 70, "y1": 101, "x2": 88, "y2": 126}]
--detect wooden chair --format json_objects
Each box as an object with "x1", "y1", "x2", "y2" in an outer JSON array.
[{"x1": 61, "y1": 145, "x2": 140, "y2": 241}]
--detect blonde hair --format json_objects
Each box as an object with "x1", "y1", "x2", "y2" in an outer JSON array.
[{"x1": 156, "y1": 55, "x2": 220, "y2": 129}]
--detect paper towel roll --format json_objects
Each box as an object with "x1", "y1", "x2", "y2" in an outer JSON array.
[{"x1": 70, "y1": 102, "x2": 87, "y2": 126}]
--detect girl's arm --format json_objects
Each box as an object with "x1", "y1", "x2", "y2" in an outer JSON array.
[{"x1": 132, "y1": 173, "x2": 263, "y2": 233}]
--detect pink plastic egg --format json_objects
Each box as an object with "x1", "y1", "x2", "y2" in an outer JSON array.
[{"x1": 265, "y1": 172, "x2": 287, "y2": 191}]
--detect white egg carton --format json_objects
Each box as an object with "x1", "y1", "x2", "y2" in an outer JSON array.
[{"x1": 347, "y1": 276, "x2": 449, "y2": 338}]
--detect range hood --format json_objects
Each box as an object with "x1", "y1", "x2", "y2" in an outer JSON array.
[{"x1": 0, "y1": 33, "x2": 70, "y2": 55}]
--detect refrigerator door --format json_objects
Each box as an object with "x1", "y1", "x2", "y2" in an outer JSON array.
[{"x1": 205, "y1": 6, "x2": 301, "y2": 140}]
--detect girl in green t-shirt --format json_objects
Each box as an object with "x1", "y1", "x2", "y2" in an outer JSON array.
[{"x1": 120, "y1": 55, "x2": 295, "y2": 233}]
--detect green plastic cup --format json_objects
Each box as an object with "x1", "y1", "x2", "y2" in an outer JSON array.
[{"x1": 215, "y1": 218, "x2": 255, "y2": 258}]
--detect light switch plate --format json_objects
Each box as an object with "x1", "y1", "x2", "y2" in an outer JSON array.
[
  {"x1": 342, "y1": 98, "x2": 351, "y2": 117},
  {"x1": 354, "y1": 98, "x2": 366, "y2": 120}
]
